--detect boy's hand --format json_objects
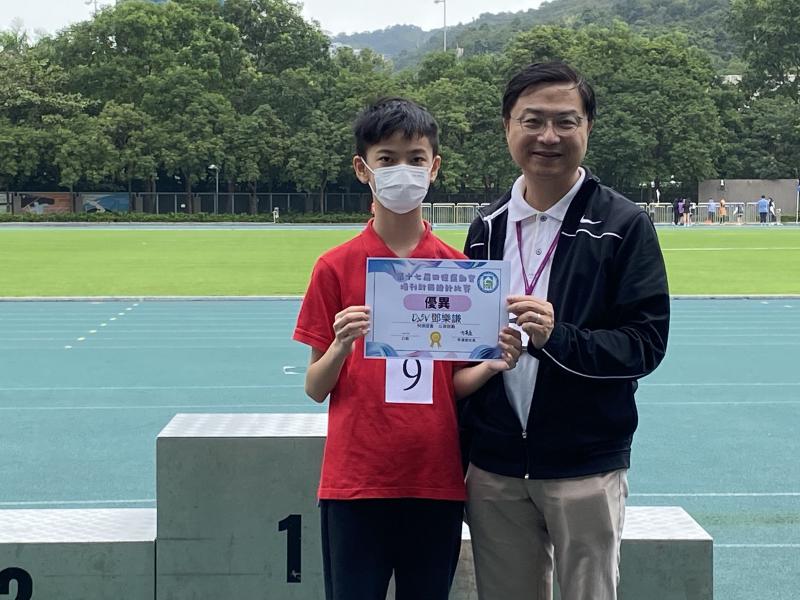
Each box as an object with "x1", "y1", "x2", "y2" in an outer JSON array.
[
  {"x1": 486, "y1": 327, "x2": 522, "y2": 372},
  {"x1": 331, "y1": 305, "x2": 371, "y2": 355},
  {"x1": 507, "y1": 295, "x2": 555, "y2": 349}
]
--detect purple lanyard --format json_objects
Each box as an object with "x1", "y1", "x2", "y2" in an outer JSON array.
[{"x1": 516, "y1": 220, "x2": 560, "y2": 296}]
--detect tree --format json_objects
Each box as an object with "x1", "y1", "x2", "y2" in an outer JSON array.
[
  {"x1": 141, "y1": 67, "x2": 234, "y2": 211},
  {"x1": 730, "y1": 0, "x2": 800, "y2": 101},
  {"x1": 47, "y1": 113, "x2": 113, "y2": 195},
  {"x1": 221, "y1": 0, "x2": 329, "y2": 76},
  {"x1": 504, "y1": 23, "x2": 724, "y2": 191},
  {"x1": 98, "y1": 102, "x2": 158, "y2": 193}
]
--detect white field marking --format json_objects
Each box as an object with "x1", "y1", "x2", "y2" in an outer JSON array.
[
  {"x1": 77, "y1": 337, "x2": 85, "y2": 341},
  {"x1": 283, "y1": 365, "x2": 306, "y2": 375},
  {"x1": 639, "y1": 401, "x2": 800, "y2": 406},
  {"x1": 0, "y1": 316, "x2": 302, "y2": 323},
  {"x1": 0, "y1": 499, "x2": 155, "y2": 507},
  {"x1": 117, "y1": 312, "x2": 124, "y2": 316},
  {"x1": 662, "y1": 247, "x2": 800, "y2": 251},
  {"x1": 632, "y1": 492, "x2": 800, "y2": 497},
  {"x1": 0, "y1": 384, "x2": 303, "y2": 391},
  {"x1": 64, "y1": 346, "x2": 72, "y2": 350},
  {"x1": 89, "y1": 330, "x2": 97, "y2": 334},
  {"x1": 0, "y1": 338, "x2": 60, "y2": 342},
  {"x1": 134, "y1": 303, "x2": 139, "y2": 307},
  {"x1": 52, "y1": 336, "x2": 292, "y2": 341},
  {"x1": 716, "y1": 544, "x2": 800, "y2": 549},
  {"x1": 668, "y1": 342, "x2": 800, "y2": 347},
  {"x1": 669, "y1": 334, "x2": 800, "y2": 338},
  {"x1": 110, "y1": 317, "x2": 116, "y2": 321},
  {"x1": 14, "y1": 345, "x2": 293, "y2": 350},
  {"x1": 0, "y1": 403, "x2": 313, "y2": 411},
  {"x1": 101, "y1": 323, "x2": 107, "y2": 327},
  {"x1": 126, "y1": 307, "x2": 132, "y2": 311},
  {"x1": 642, "y1": 382, "x2": 800, "y2": 386}
]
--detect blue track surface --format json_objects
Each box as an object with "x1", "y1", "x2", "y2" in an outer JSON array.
[{"x1": 1, "y1": 298, "x2": 798, "y2": 599}]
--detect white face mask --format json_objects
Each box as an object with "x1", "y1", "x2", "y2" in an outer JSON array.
[{"x1": 361, "y1": 161, "x2": 432, "y2": 214}]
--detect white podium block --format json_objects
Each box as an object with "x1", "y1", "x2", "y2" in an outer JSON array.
[
  {"x1": 448, "y1": 506, "x2": 712, "y2": 600},
  {"x1": 156, "y1": 413, "x2": 327, "y2": 600},
  {"x1": 0, "y1": 509, "x2": 155, "y2": 600},
  {"x1": 617, "y1": 506, "x2": 713, "y2": 600}
]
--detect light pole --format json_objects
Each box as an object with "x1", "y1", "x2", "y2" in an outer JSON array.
[
  {"x1": 434, "y1": 0, "x2": 447, "y2": 52},
  {"x1": 208, "y1": 164, "x2": 219, "y2": 214}
]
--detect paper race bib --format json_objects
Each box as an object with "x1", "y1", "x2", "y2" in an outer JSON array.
[{"x1": 385, "y1": 359, "x2": 434, "y2": 404}]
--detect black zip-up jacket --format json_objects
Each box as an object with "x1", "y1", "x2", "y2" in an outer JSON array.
[{"x1": 461, "y1": 168, "x2": 670, "y2": 479}]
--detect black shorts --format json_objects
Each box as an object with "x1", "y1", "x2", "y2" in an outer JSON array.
[{"x1": 320, "y1": 498, "x2": 463, "y2": 600}]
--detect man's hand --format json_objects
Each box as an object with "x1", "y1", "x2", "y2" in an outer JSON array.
[
  {"x1": 507, "y1": 295, "x2": 555, "y2": 350},
  {"x1": 331, "y1": 305, "x2": 371, "y2": 355},
  {"x1": 485, "y1": 326, "x2": 523, "y2": 372}
]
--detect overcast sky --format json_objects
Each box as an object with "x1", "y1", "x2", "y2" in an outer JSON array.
[{"x1": 1, "y1": 0, "x2": 543, "y2": 37}]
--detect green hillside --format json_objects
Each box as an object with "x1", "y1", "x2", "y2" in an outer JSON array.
[{"x1": 333, "y1": 0, "x2": 741, "y2": 73}]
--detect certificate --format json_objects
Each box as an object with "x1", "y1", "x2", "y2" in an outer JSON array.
[{"x1": 364, "y1": 258, "x2": 510, "y2": 361}]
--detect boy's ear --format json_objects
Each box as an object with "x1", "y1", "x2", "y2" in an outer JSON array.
[
  {"x1": 429, "y1": 155, "x2": 442, "y2": 183},
  {"x1": 353, "y1": 155, "x2": 370, "y2": 184}
]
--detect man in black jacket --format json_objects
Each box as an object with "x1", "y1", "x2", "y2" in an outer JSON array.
[{"x1": 462, "y1": 61, "x2": 670, "y2": 600}]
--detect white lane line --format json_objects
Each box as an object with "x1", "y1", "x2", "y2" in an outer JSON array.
[
  {"x1": 640, "y1": 401, "x2": 800, "y2": 405},
  {"x1": 0, "y1": 403, "x2": 315, "y2": 411},
  {"x1": 64, "y1": 345, "x2": 72, "y2": 350},
  {"x1": 0, "y1": 384, "x2": 303, "y2": 391},
  {"x1": 89, "y1": 330, "x2": 97, "y2": 334},
  {"x1": 0, "y1": 499, "x2": 155, "y2": 507},
  {"x1": 669, "y1": 343, "x2": 800, "y2": 347},
  {"x1": 8, "y1": 345, "x2": 291, "y2": 350},
  {"x1": 663, "y1": 247, "x2": 800, "y2": 251},
  {"x1": 642, "y1": 382, "x2": 800, "y2": 387},
  {"x1": 283, "y1": 365, "x2": 306, "y2": 375},
  {"x1": 669, "y1": 334, "x2": 800, "y2": 338},
  {"x1": 716, "y1": 544, "x2": 800, "y2": 549},
  {"x1": 77, "y1": 337, "x2": 85, "y2": 341},
  {"x1": 101, "y1": 323, "x2": 107, "y2": 327},
  {"x1": 633, "y1": 492, "x2": 800, "y2": 497}
]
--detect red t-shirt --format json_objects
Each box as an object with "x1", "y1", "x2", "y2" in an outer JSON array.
[{"x1": 293, "y1": 220, "x2": 467, "y2": 501}]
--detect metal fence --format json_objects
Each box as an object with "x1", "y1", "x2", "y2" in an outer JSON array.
[{"x1": 0, "y1": 191, "x2": 790, "y2": 224}]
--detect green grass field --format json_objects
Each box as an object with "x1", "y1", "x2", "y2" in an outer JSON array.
[{"x1": 1, "y1": 226, "x2": 799, "y2": 296}]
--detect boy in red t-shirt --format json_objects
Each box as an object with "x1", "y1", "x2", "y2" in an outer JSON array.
[{"x1": 293, "y1": 97, "x2": 521, "y2": 600}]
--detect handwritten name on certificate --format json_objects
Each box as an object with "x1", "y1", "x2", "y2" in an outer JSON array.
[{"x1": 364, "y1": 258, "x2": 510, "y2": 361}]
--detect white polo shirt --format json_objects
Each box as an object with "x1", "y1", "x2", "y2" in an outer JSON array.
[{"x1": 503, "y1": 168, "x2": 585, "y2": 428}]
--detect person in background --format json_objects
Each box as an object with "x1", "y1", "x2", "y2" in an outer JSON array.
[
  {"x1": 706, "y1": 197, "x2": 716, "y2": 224},
  {"x1": 758, "y1": 194, "x2": 769, "y2": 224}
]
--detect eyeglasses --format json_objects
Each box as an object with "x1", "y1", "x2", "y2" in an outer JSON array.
[{"x1": 511, "y1": 113, "x2": 585, "y2": 135}]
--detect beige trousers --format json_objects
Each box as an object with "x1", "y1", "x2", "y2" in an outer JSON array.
[{"x1": 465, "y1": 463, "x2": 628, "y2": 600}]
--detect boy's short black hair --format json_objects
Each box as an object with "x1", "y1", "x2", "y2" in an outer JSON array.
[
  {"x1": 354, "y1": 97, "x2": 439, "y2": 157},
  {"x1": 502, "y1": 61, "x2": 596, "y2": 123}
]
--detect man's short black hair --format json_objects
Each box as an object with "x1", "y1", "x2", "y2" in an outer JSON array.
[
  {"x1": 354, "y1": 97, "x2": 439, "y2": 157},
  {"x1": 502, "y1": 61, "x2": 596, "y2": 123}
]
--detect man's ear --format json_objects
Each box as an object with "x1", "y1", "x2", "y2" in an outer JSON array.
[
  {"x1": 429, "y1": 155, "x2": 442, "y2": 183},
  {"x1": 353, "y1": 155, "x2": 370, "y2": 184}
]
